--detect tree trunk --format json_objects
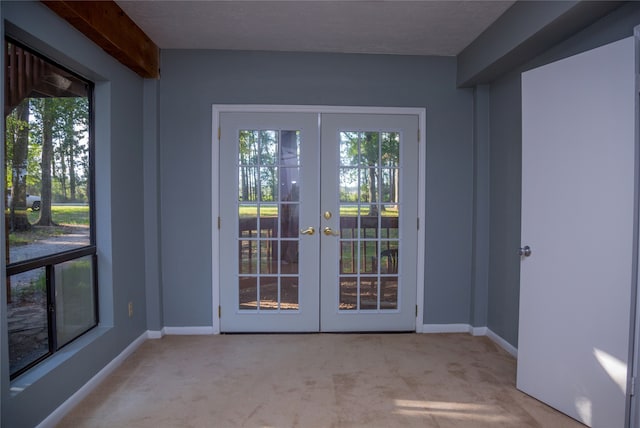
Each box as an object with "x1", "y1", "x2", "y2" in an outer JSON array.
[
  {"x1": 368, "y1": 166, "x2": 378, "y2": 216},
  {"x1": 68, "y1": 141, "x2": 76, "y2": 201},
  {"x1": 36, "y1": 98, "x2": 55, "y2": 226},
  {"x1": 9, "y1": 100, "x2": 32, "y2": 232}
]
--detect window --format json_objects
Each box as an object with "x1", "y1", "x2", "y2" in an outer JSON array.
[{"x1": 4, "y1": 39, "x2": 97, "y2": 379}]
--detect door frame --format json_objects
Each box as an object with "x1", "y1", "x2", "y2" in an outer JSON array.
[{"x1": 211, "y1": 105, "x2": 426, "y2": 333}]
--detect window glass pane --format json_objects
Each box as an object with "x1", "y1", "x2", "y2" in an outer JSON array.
[
  {"x1": 7, "y1": 268, "x2": 49, "y2": 376},
  {"x1": 5, "y1": 43, "x2": 91, "y2": 264},
  {"x1": 56, "y1": 256, "x2": 95, "y2": 347},
  {"x1": 5, "y1": 40, "x2": 96, "y2": 378}
]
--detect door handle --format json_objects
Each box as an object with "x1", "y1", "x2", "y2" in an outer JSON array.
[
  {"x1": 300, "y1": 226, "x2": 315, "y2": 235},
  {"x1": 323, "y1": 227, "x2": 339, "y2": 237},
  {"x1": 519, "y1": 245, "x2": 532, "y2": 257}
]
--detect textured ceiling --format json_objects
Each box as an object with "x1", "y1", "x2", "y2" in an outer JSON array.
[{"x1": 116, "y1": 1, "x2": 516, "y2": 56}]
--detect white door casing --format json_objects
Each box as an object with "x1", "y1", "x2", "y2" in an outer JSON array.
[
  {"x1": 518, "y1": 37, "x2": 636, "y2": 427},
  {"x1": 214, "y1": 106, "x2": 425, "y2": 333}
]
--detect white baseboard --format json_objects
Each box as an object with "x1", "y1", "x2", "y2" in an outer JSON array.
[
  {"x1": 422, "y1": 323, "x2": 471, "y2": 334},
  {"x1": 147, "y1": 329, "x2": 164, "y2": 339},
  {"x1": 162, "y1": 326, "x2": 216, "y2": 335},
  {"x1": 486, "y1": 328, "x2": 518, "y2": 358},
  {"x1": 37, "y1": 331, "x2": 148, "y2": 428},
  {"x1": 422, "y1": 324, "x2": 517, "y2": 358},
  {"x1": 470, "y1": 326, "x2": 488, "y2": 336}
]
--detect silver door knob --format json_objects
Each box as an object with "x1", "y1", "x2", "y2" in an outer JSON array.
[{"x1": 519, "y1": 245, "x2": 532, "y2": 257}]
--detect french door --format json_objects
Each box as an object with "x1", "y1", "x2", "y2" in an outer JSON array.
[{"x1": 218, "y1": 110, "x2": 419, "y2": 332}]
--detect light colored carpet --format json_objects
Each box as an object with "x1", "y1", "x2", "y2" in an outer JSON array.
[{"x1": 57, "y1": 334, "x2": 584, "y2": 427}]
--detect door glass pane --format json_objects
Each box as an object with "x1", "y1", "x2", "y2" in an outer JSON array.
[
  {"x1": 239, "y1": 277, "x2": 257, "y2": 309},
  {"x1": 339, "y1": 277, "x2": 357, "y2": 310},
  {"x1": 259, "y1": 277, "x2": 278, "y2": 310},
  {"x1": 338, "y1": 130, "x2": 401, "y2": 311},
  {"x1": 380, "y1": 277, "x2": 398, "y2": 310},
  {"x1": 381, "y1": 132, "x2": 400, "y2": 167},
  {"x1": 56, "y1": 255, "x2": 95, "y2": 347},
  {"x1": 360, "y1": 277, "x2": 378, "y2": 310},
  {"x1": 280, "y1": 277, "x2": 299, "y2": 310},
  {"x1": 239, "y1": 240, "x2": 257, "y2": 274},
  {"x1": 237, "y1": 129, "x2": 302, "y2": 311},
  {"x1": 281, "y1": 241, "x2": 298, "y2": 273},
  {"x1": 7, "y1": 268, "x2": 49, "y2": 375},
  {"x1": 259, "y1": 131, "x2": 278, "y2": 165},
  {"x1": 259, "y1": 166, "x2": 277, "y2": 201}
]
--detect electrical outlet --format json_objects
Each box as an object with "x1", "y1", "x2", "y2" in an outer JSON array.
[{"x1": 128, "y1": 301, "x2": 133, "y2": 317}]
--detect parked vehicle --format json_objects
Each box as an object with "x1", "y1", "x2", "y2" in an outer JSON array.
[{"x1": 6, "y1": 189, "x2": 41, "y2": 211}]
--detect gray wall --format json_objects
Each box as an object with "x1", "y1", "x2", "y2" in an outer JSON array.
[
  {"x1": 1, "y1": 2, "x2": 148, "y2": 426},
  {"x1": 485, "y1": 2, "x2": 640, "y2": 347},
  {"x1": 158, "y1": 51, "x2": 476, "y2": 326}
]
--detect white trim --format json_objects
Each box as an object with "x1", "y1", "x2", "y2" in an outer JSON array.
[
  {"x1": 147, "y1": 329, "x2": 164, "y2": 339},
  {"x1": 486, "y1": 328, "x2": 518, "y2": 358},
  {"x1": 162, "y1": 326, "x2": 216, "y2": 335},
  {"x1": 470, "y1": 326, "x2": 488, "y2": 336},
  {"x1": 36, "y1": 332, "x2": 148, "y2": 428},
  {"x1": 212, "y1": 105, "x2": 427, "y2": 334},
  {"x1": 422, "y1": 323, "x2": 472, "y2": 334},
  {"x1": 211, "y1": 107, "x2": 221, "y2": 334},
  {"x1": 421, "y1": 324, "x2": 518, "y2": 358},
  {"x1": 415, "y1": 108, "x2": 426, "y2": 333}
]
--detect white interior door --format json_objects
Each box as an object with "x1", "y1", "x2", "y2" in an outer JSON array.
[
  {"x1": 218, "y1": 110, "x2": 419, "y2": 332},
  {"x1": 518, "y1": 37, "x2": 636, "y2": 427}
]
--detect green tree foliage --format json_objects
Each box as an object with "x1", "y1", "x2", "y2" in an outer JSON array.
[{"x1": 6, "y1": 96, "x2": 89, "y2": 229}]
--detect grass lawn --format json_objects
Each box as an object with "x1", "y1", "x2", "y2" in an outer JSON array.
[
  {"x1": 27, "y1": 205, "x2": 90, "y2": 226},
  {"x1": 238, "y1": 204, "x2": 398, "y2": 217},
  {"x1": 9, "y1": 205, "x2": 90, "y2": 246}
]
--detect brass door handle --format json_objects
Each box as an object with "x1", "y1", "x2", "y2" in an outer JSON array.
[
  {"x1": 323, "y1": 227, "x2": 339, "y2": 237},
  {"x1": 300, "y1": 226, "x2": 315, "y2": 235}
]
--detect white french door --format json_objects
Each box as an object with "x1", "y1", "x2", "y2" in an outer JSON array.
[
  {"x1": 320, "y1": 114, "x2": 418, "y2": 331},
  {"x1": 518, "y1": 37, "x2": 636, "y2": 427},
  {"x1": 218, "y1": 109, "x2": 420, "y2": 332}
]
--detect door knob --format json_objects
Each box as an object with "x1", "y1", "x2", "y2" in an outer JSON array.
[
  {"x1": 323, "y1": 227, "x2": 339, "y2": 237},
  {"x1": 300, "y1": 226, "x2": 315, "y2": 235},
  {"x1": 519, "y1": 245, "x2": 532, "y2": 257}
]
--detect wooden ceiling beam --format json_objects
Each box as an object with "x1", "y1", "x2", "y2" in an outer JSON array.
[{"x1": 41, "y1": 1, "x2": 159, "y2": 79}]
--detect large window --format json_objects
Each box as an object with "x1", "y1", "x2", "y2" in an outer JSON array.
[{"x1": 4, "y1": 39, "x2": 96, "y2": 379}]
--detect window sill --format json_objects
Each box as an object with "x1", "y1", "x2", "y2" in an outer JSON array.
[{"x1": 9, "y1": 325, "x2": 111, "y2": 397}]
